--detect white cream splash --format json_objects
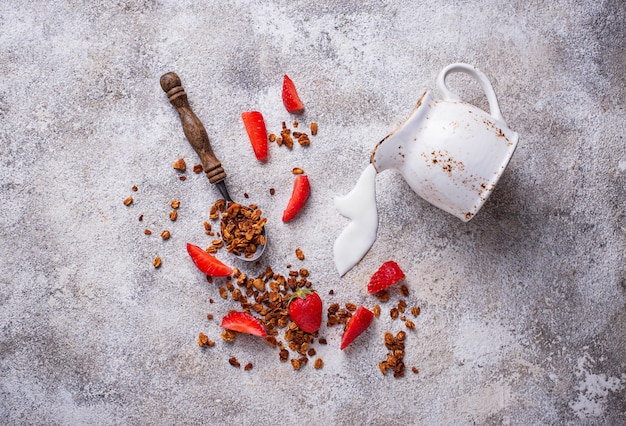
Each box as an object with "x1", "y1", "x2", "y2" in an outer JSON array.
[{"x1": 333, "y1": 164, "x2": 378, "y2": 276}]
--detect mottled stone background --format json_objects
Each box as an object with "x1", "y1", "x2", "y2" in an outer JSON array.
[{"x1": 1, "y1": 1, "x2": 624, "y2": 424}]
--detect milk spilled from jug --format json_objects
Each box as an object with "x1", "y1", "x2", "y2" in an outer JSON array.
[{"x1": 333, "y1": 164, "x2": 378, "y2": 276}]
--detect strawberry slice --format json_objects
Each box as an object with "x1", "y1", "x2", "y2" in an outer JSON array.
[
  {"x1": 221, "y1": 311, "x2": 267, "y2": 337},
  {"x1": 186, "y1": 243, "x2": 233, "y2": 277},
  {"x1": 282, "y1": 174, "x2": 310, "y2": 222},
  {"x1": 241, "y1": 111, "x2": 268, "y2": 161},
  {"x1": 282, "y1": 74, "x2": 304, "y2": 114},
  {"x1": 340, "y1": 306, "x2": 374, "y2": 350},
  {"x1": 288, "y1": 288, "x2": 322, "y2": 333},
  {"x1": 367, "y1": 261, "x2": 405, "y2": 294}
]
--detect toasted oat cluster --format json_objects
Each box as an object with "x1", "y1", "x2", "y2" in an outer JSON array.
[
  {"x1": 269, "y1": 121, "x2": 317, "y2": 149},
  {"x1": 380, "y1": 331, "x2": 407, "y2": 378},
  {"x1": 326, "y1": 303, "x2": 354, "y2": 327},
  {"x1": 215, "y1": 266, "x2": 325, "y2": 369},
  {"x1": 375, "y1": 285, "x2": 422, "y2": 378},
  {"x1": 209, "y1": 199, "x2": 267, "y2": 259}
]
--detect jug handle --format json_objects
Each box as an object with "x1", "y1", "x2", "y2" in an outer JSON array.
[{"x1": 436, "y1": 63, "x2": 506, "y2": 125}]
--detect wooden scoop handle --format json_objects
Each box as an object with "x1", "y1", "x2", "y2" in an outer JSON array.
[{"x1": 160, "y1": 72, "x2": 226, "y2": 184}]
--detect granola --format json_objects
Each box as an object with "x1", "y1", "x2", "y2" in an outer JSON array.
[{"x1": 217, "y1": 201, "x2": 267, "y2": 259}]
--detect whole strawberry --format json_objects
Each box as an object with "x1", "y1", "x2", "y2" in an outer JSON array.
[{"x1": 288, "y1": 288, "x2": 322, "y2": 333}]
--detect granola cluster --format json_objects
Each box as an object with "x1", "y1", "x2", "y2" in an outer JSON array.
[
  {"x1": 374, "y1": 284, "x2": 421, "y2": 378},
  {"x1": 207, "y1": 259, "x2": 325, "y2": 370},
  {"x1": 269, "y1": 121, "x2": 317, "y2": 149},
  {"x1": 323, "y1": 284, "x2": 421, "y2": 378},
  {"x1": 207, "y1": 199, "x2": 267, "y2": 259},
  {"x1": 380, "y1": 331, "x2": 407, "y2": 378}
]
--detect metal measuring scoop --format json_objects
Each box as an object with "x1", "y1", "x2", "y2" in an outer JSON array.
[{"x1": 160, "y1": 72, "x2": 266, "y2": 261}]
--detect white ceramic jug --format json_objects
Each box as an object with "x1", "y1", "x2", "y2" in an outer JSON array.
[{"x1": 371, "y1": 63, "x2": 519, "y2": 221}]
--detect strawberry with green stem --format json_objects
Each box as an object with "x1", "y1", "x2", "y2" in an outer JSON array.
[{"x1": 288, "y1": 288, "x2": 322, "y2": 333}]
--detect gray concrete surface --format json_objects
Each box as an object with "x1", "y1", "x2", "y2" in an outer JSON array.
[{"x1": 1, "y1": 1, "x2": 625, "y2": 424}]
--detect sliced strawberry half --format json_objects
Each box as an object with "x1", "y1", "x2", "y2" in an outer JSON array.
[
  {"x1": 340, "y1": 306, "x2": 374, "y2": 350},
  {"x1": 282, "y1": 174, "x2": 310, "y2": 222},
  {"x1": 241, "y1": 111, "x2": 268, "y2": 161},
  {"x1": 220, "y1": 311, "x2": 267, "y2": 337},
  {"x1": 367, "y1": 260, "x2": 405, "y2": 294},
  {"x1": 186, "y1": 243, "x2": 233, "y2": 277},
  {"x1": 282, "y1": 74, "x2": 304, "y2": 114}
]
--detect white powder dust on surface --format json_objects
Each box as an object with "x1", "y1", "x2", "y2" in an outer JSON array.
[
  {"x1": 569, "y1": 352, "x2": 625, "y2": 419},
  {"x1": 452, "y1": 315, "x2": 516, "y2": 368}
]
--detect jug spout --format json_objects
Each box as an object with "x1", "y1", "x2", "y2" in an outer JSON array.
[{"x1": 371, "y1": 90, "x2": 432, "y2": 172}]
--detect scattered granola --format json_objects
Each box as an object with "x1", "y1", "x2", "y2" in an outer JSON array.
[
  {"x1": 144, "y1": 229, "x2": 152, "y2": 235},
  {"x1": 295, "y1": 248, "x2": 305, "y2": 260},
  {"x1": 379, "y1": 331, "x2": 406, "y2": 378},
  {"x1": 228, "y1": 357, "x2": 241, "y2": 368},
  {"x1": 198, "y1": 332, "x2": 209, "y2": 347},
  {"x1": 297, "y1": 133, "x2": 310, "y2": 147},
  {"x1": 193, "y1": 164, "x2": 203, "y2": 174},
  {"x1": 326, "y1": 303, "x2": 353, "y2": 327},
  {"x1": 292, "y1": 167, "x2": 304, "y2": 175},
  {"x1": 221, "y1": 329, "x2": 236, "y2": 342},
  {"x1": 153, "y1": 256, "x2": 162, "y2": 268},
  {"x1": 373, "y1": 305, "x2": 381, "y2": 318},
  {"x1": 400, "y1": 284, "x2": 410, "y2": 297},
  {"x1": 161, "y1": 230, "x2": 171, "y2": 240},
  {"x1": 280, "y1": 122, "x2": 294, "y2": 149},
  {"x1": 375, "y1": 290, "x2": 390, "y2": 302},
  {"x1": 169, "y1": 210, "x2": 178, "y2": 221},
  {"x1": 173, "y1": 158, "x2": 187, "y2": 171},
  {"x1": 244, "y1": 362, "x2": 253, "y2": 371},
  {"x1": 171, "y1": 199, "x2": 180, "y2": 209},
  {"x1": 209, "y1": 265, "x2": 328, "y2": 370},
  {"x1": 132, "y1": 185, "x2": 138, "y2": 192},
  {"x1": 310, "y1": 122, "x2": 318, "y2": 136},
  {"x1": 123, "y1": 196, "x2": 133, "y2": 206}
]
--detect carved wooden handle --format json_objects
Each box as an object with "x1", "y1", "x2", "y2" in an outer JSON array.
[{"x1": 160, "y1": 72, "x2": 226, "y2": 184}]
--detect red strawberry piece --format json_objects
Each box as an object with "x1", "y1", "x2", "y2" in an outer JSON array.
[
  {"x1": 241, "y1": 111, "x2": 268, "y2": 161},
  {"x1": 340, "y1": 306, "x2": 374, "y2": 350},
  {"x1": 186, "y1": 243, "x2": 233, "y2": 277},
  {"x1": 282, "y1": 74, "x2": 304, "y2": 114},
  {"x1": 282, "y1": 174, "x2": 310, "y2": 222},
  {"x1": 288, "y1": 288, "x2": 323, "y2": 333},
  {"x1": 221, "y1": 311, "x2": 267, "y2": 337},
  {"x1": 367, "y1": 260, "x2": 405, "y2": 294}
]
